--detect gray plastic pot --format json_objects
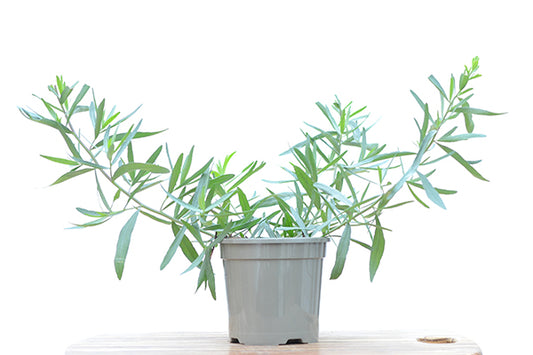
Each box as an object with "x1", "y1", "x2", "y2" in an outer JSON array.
[{"x1": 220, "y1": 237, "x2": 329, "y2": 345}]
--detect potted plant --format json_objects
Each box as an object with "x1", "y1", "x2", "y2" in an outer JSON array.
[{"x1": 20, "y1": 57, "x2": 502, "y2": 345}]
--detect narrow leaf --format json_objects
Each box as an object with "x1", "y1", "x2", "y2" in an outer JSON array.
[
  {"x1": 410, "y1": 90, "x2": 425, "y2": 112},
  {"x1": 40, "y1": 155, "x2": 78, "y2": 166},
  {"x1": 168, "y1": 153, "x2": 183, "y2": 192},
  {"x1": 407, "y1": 183, "x2": 429, "y2": 208},
  {"x1": 114, "y1": 210, "x2": 139, "y2": 280},
  {"x1": 111, "y1": 120, "x2": 142, "y2": 164},
  {"x1": 314, "y1": 182, "x2": 351, "y2": 206},
  {"x1": 112, "y1": 162, "x2": 169, "y2": 181},
  {"x1": 369, "y1": 217, "x2": 385, "y2": 281},
  {"x1": 428, "y1": 75, "x2": 449, "y2": 102},
  {"x1": 455, "y1": 107, "x2": 505, "y2": 116},
  {"x1": 51, "y1": 168, "x2": 93, "y2": 185},
  {"x1": 68, "y1": 84, "x2": 90, "y2": 118},
  {"x1": 438, "y1": 133, "x2": 486, "y2": 142},
  {"x1": 160, "y1": 225, "x2": 187, "y2": 270},
  {"x1": 416, "y1": 171, "x2": 446, "y2": 209},
  {"x1": 330, "y1": 225, "x2": 351, "y2": 279},
  {"x1": 437, "y1": 144, "x2": 489, "y2": 181}
]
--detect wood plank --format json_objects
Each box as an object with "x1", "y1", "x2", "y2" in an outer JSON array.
[{"x1": 66, "y1": 331, "x2": 482, "y2": 354}]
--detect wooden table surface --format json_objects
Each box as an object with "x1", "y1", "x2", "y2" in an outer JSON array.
[{"x1": 66, "y1": 331, "x2": 482, "y2": 354}]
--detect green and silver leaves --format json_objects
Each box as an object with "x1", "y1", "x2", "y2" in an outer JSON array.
[
  {"x1": 114, "y1": 210, "x2": 140, "y2": 280},
  {"x1": 23, "y1": 58, "x2": 503, "y2": 298}
]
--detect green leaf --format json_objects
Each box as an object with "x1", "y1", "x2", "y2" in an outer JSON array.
[
  {"x1": 51, "y1": 168, "x2": 93, "y2": 185},
  {"x1": 330, "y1": 225, "x2": 351, "y2": 279},
  {"x1": 71, "y1": 156, "x2": 108, "y2": 169},
  {"x1": 94, "y1": 98, "x2": 105, "y2": 138},
  {"x1": 204, "y1": 190, "x2": 237, "y2": 212},
  {"x1": 407, "y1": 183, "x2": 429, "y2": 208},
  {"x1": 437, "y1": 144, "x2": 489, "y2": 181},
  {"x1": 410, "y1": 90, "x2": 426, "y2": 112},
  {"x1": 449, "y1": 74, "x2": 455, "y2": 100},
  {"x1": 173, "y1": 222, "x2": 200, "y2": 264},
  {"x1": 76, "y1": 208, "x2": 121, "y2": 218},
  {"x1": 455, "y1": 106, "x2": 505, "y2": 116},
  {"x1": 110, "y1": 104, "x2": 143, "y2": 128},
  {"x1": 462, "y1": 102, "x2": 474, "y2": 133},
  {"x1": 407, "y1": 181, "x2": 456, "y2": 195},
  {"x1": 139, "y1": 210, "x2": 171, "y2": 225},
  {"x1": 294, "y1": 165, "x2": 319, "y2": 208},
  {"x1": 459, "y1": 73, "x2": 468, "y2": 90},
  {"x1": 416, "y1": 171, "x2": 446, "y2": 209},
  {"x1": 70, "y1": 216, "x2": 112, "y2": 229},
  {"x1": 68, "y1": 84, "x2": 90, "y2": 118},
  {"x1": 228, "y1": 161, "x2": 265, "y2": 191},
  {"x1": 428, "y1": 75, "x2": 449, "y2": 102},
  {"x1": 57, "y1": 126, "x2": 82, "y2": 160},
  {"x1": 59, "y1": 85, "x2": 73, "y2": 105},
  {"x1": 163, "y1": 188, "x2": 203, "y2": 213},
  {"x1": 314, "y1": 182, "x2": 351, "y2": 206},
  {"x1": 289, "y1": 206, "x2": 309, "y2": 238},
  {"x1": 94, "y1": 130, "x2": 167, "y2": 148},
  {"x1": 40, "y1": 98, "x2": 59, "y2": 121},
  {"x1": 111, "y1": 120, "x2": 142, "y2": 165},
  {"x1": 369, "y1": 217, "x2": 385, "y2": 281},
  {"x1": 180, "y1": 146, "x2": 194, "y2": 185},
  {"x1": 112, "y1": 162, "x2": 169, "y2": 181},
  {"x1": 95, "y1": 174, "x2": 111, "y2": 211},
  {"x1": 114, "y1": 210, "x2": 139, "y2": 280},
  {"x1": 168, "y1": 153, "x2": 184, "y2": 192},
  {"x1": 438, "y1": 133, "x2": 486, "y2": 142},
  {"x1": 316, "y1": 102, "x2": 340, "y2": 133},
  {"x1": 40, "y1": 154, "x2": 78, "y2": 166},
  {"x1": 160, "y1": 225, "x2": 187, "y2": 270},
  {"x1": 19, "y1": 107, "x2": 71, "y2": 133}
]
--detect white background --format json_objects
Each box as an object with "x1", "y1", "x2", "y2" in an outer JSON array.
[{"x1": 1, "y1": 1, "x2": 531, "y2": 354}]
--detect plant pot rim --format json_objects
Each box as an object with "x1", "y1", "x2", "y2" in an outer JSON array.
[{"x1": 221, "y1": 237, "x2": 330, "y2": 244}]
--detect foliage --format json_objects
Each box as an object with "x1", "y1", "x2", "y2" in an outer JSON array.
[{"x1": 20, "y1": 57, "x2": 502, "y2": 299}]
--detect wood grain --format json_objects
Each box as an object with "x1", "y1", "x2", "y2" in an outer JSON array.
[{"x1": 66, "y1": 330, "x2": 482, "y2": 354}]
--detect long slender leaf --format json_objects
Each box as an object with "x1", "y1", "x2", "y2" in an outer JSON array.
[
  {"x1": 160, "y1": 224, "x2": 187, "y2": 270},
  {"x1": 407, "y1": 183, "x2": 429, "y2": 208},
  {"x1": 112, "y1": 162, "x2": 169, "y2": 181},
  {"x1": 330, "y1": 224, "x2": 351, "y2": 279},
  {"x1": 51, "y1": 168, "x2": 93, "y2": 185},
  {"x1": 410, "y1": 90, "x2": 426, "y2": 112},
  {"x1": 438, "y1": 133, "x2": 486, "y2": 142},
  {"x1": 437, "y1": 144, "x2": 488, "y2": 181},
  {"x1": 95, "y1": 130, "x2": 167, "y2": 148},
  {"x1": 114, "y1": 210, "x2": 139, "y2": 280},
  {"x1": 180, "y1": 146, "x2": 194, "y2": 185},
  {"x1": 314, "y1": 182, "x2": 351, "y2": 206},
  {"x1": 111, "y1": 120, "x2": 142, "y2": 164},
  {"x1": 58, "y1": 126, "x2": 82, "y2": 160},
  {"x1": 428, "y1": 75, "x2": 449, "y2": 102},
  {"x1": 68, "y1": 84, "x2": 90, "y2": 118},
  {"x1": 168, "y1": 153, "x2": 184, "y2": 192},
  {"x1": 369, "y1": 217, "x2": 385, "y2": 281},
  {"x1": 40, "y1": 155, "x2": 78, "y2": 166},
  {"x1": 94, "y1": 98, "x2": 106, "y2": 138},
  {"x1": 316, "y1": 102, "x2": 340, "y2": 133},
  {"x1": 455, "y1": 107, "x2": 505, "y2": 116},
  {"x1": 294, "y1": 165, "x2": 319, "y2": 208},
  {"x1": 109, "y1": 104, "x2": 143, "y2": 128},
  {"x1": 19, "y1": 107, "x2": 71, "y2": 132},
  {"x1": 163, "y1": 188, "x2": 203, "y2": 213},
  {"x1": 416, "y1": 171, "x2": 446, "y2": 209}
]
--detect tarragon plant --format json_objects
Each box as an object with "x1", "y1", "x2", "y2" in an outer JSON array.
[{"x1": 20, "y1": 57, "x2": 502, "y2": 299}]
